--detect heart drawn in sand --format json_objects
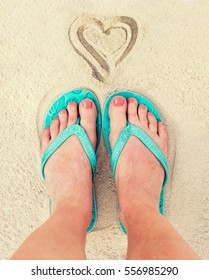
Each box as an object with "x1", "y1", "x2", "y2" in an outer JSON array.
[{"x1": 68, "y1": 16, "x2": 138, "y2": 82}]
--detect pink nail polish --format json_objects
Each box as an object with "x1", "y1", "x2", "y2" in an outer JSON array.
[
  {"x1": 128, "y1": 98, "x2": 135, "y2": 104},
  {"x1": 82, "y1": 99, "x2": 93, "y2": 109},
  {"x1": 68, "y1": 102, "x2": 76, "y2": 107},
  {"x1": 113, "y1": 97, "x2": 125, "y2": 107},
  {"x1": 60, "y1": 109, "x2": 66, "y2": 115}
]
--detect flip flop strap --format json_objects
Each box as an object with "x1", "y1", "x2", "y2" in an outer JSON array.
[
  {"x1": 111, "y1": 124, "x2": 168, "y2": 186},
  {"x1": 41, "y1": 124, "x2": 96, "y2": 180}
]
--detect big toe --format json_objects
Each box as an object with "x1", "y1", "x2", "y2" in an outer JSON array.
[
  {"x1": 79, "y1": 99, "x2": 97, "y2": 150},
  {"x1": 109, "y1": 96, "x2": 127, "y2": 148}
]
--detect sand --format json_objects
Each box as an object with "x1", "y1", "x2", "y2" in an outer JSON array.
[{"x1": 1, "y1": 0, "x2": 209, "y2": 259}]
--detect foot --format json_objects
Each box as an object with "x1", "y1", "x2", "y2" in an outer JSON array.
[
  {"x1": 109, "y1": 96, "x2": 168, "y2": 228},
  {"x1": 41, "y1": 99, "x2": 97, "y2": 228}
]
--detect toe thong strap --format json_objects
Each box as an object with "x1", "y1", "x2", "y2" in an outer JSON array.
[
  {"x1": 111, "y1": 124, "x2": 168, "y2": 213},
  {"x1": 41, "y1": 124, "x2": 96, "y2": 180}
]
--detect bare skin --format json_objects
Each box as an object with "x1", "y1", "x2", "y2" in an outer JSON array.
[
  {"x1": 11, "y1": 96, "x2": 200, "y2": 260},
  {"x1": 11, "y1": 99, "x2": 96, "y2": 259},
  {"x1": 109, "y1": 96, "x2": 200, "y2": 259}
]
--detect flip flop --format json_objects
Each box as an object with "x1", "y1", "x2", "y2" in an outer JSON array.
[
  {"x1": 41, "y1": 89, "x2": 102, "y2": 233},
  {"x1": 103, "y1": 91, "x2": 168, "y2": 234}
]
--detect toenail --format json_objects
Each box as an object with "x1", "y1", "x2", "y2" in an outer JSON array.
[
  {"x1": 128, "y1": 98, "x2": 135, "y2": 104},
  {"x1": 68, "y1": 102, "x2": 76, "y2": 107},
  {"x1": 113, "y1": 97, "x2": 125, "y2": 107},
  {"x1": 53, "y1": 118, "x2": 59, "y2": 123},
  {"x1": 59, "y1": 109, "x2": 66, "y2": 115},
  {"x1": 140, "y1": 104, "x2": 146, "y2": 110},
  {"x1": 82, "y1": 99, "x2": 93, "y2": 109}
]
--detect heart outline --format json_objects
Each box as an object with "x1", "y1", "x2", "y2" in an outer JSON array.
[{"x1": 68, "y1": 16, "x2": 138, "y2": 82}]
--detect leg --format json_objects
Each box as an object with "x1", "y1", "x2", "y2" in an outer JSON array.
[
  {"x1": 11, "y1": 206, "x2": 89, "y2": 260},
  {"x1": 109, "y1": 96, "x2": 200, "y2": 260},
  {"x1": 11, "y1": 99, "x2": 97, "y2": 259},
  {"x1": 126, "y1": 209, "x2": 199, "y2": 259}
]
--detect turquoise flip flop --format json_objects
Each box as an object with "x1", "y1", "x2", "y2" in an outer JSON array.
[
  {"x1": 41, "y1": 89, "x2": 102, "y2": 233},
  {"x1": 103, "y1": 91, "x2": 168, "y2": 234}
]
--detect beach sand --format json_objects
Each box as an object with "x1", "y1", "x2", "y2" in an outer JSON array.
[{"x1": 0, "y1": 0, "x2": 209, "y2": 259}]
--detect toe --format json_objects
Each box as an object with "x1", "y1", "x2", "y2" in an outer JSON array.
[
  {"x1": 58, "y1": 109, "x2": 68, "y2": 132},
  {"x1": 67, "y1": 102, "x2": 78, "y2": 126},
  {"x1": 50, "y1": 117, "x2": 60, "y2": 140},
  {"x1": 138, "y1": 104, "x2": 148, "y2": 127},
  {"x1": 127, "y1": 98, "x2": 140, "y2": 126},
  {"x1": 158, "y1": 122, "x2": 168, "y2": 156},
  {"x1": 148, "y1": 112, "x2": 157, "y2": 133},
  {"x1": 109, "y1": 96, "x2": 127, "y2": 148},
  {"x1": 158, "y1": 122, "x2": 167, "y2": 140},
  {"x1": 41, "y1": 127, "x2": 50, "y2": 153},
  {"x1": 79, "y1": 99, "x2": 97, "y2": 150}
]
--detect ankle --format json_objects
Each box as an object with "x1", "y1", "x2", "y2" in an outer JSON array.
[
  {"x1": 118, "y1": 184, "x2": 159, "y2": 212},
  {"x1": 119, "y1": 200, "x2": 160, "y2": 231}
]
